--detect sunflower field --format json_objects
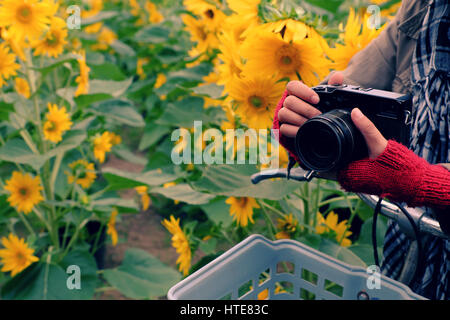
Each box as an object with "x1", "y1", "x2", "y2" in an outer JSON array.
[{"x1": 0, "y1": 0, "x2": 402, "y2": 300}]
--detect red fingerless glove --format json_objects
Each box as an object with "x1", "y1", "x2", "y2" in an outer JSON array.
[
  {"x1": 338, "y1": 140, "x2": 450, "y2": 208},
  {"x1": 272, "y1": 90, "x2": 300, "y2": 162}
]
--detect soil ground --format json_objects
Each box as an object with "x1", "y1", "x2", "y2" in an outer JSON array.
[{"x1": 97, "y1": 155, "x2": 202, "y2": 300}]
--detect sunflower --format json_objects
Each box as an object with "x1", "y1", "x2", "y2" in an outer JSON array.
[
  {"x1": 109, "y1": 132, "x2": 122, "y2": 146},
  {"x1": 217, "y1": 28, "x2": 244, "y2": 89},
  {"x1": 0, "y1": 0, "x2": 54, "y2": 42},
  {"x1": 227, "y1": 0, "x2": 260, "y2": 25},
  {"x1": 240, "y1": 27, "x2": 330, "y2": 86},
  {"x1": 227, "y1": 73, "x2": 285, "y2": 129},
  {"x1": 15, "y1": 77, "x2": 30, "y2": 98},
  {"x1": 0, "y1": 234, "x2": 39, "y2": 277},
  {"x1": 328, "y1": 8, "x2": 385, "y2": 71},
  {"x1": 136, "y1": 57, "x2": 149, "y2": 80},
  {"x1": 135, "y1": 186, "x2": 151, "y2": 211},
  {"x1": 225, "y1": 196, "x2": 260, "y2": 227},
  {"x1": 184, "y1": 0, "x2": 223, "y2": 25},
  {"x1": 91, "y1": 27, "x2": 117, "y2": 51},
  {"x1": 129, "y1": 0, "x2": 140, "y2": 16},
  {"x1": 154, "y1": 73, "x2": 167, "y2": 89},
  {"x1": 315, "y1": 211, "x2": 353, "y2": 247},
  {"x1": 145, "y1": 1, "x2": 164, "y2": 24},
  {"x1": 66, "y1": 159, "x2": 97, "y2": 189},
  {"x1": 32, "y1": 17, "x2": 68, "y2": 58},
  {"x1": 106, "y1": 208, "x2": 119, "y2": 246},
  {"x1": 43, "y1": 103, "x2": 73, "y2": 143},
  {"x1": 93, "y1": 131, "x2": 113, "y2": 164},
  {"x1": 162, "y1": 215, "x2": 192, "y2": 276},
  {"x1": 0, "y1": 43, "x2": 20, "y2": 88},
  {"x1": 4, "y1": 171, "x2": 44, "y2": 214},
  {"x1": 275, "y1": 214, "x2": 298, "y2": 239},
  {"x1": 182, "y1": 14, "x2": 220, "y2": 53},
  {"x1": 74, "y1": 50, "x2": 90, "y2": 97}
]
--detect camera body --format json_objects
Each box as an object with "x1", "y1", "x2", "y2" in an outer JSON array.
[{"x1": 295, "y1": 84, "x2": 412, "y2": 172}]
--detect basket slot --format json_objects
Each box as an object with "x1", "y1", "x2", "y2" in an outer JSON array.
[
  {"x1": 275, "y1": 261, "x2": 295, "y2": 274},
  {"x1": 300, "y1": 287, "x2": 316, "y2": 300}
]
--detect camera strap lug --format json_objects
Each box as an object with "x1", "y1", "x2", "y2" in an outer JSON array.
[{"x1": 404, "y1": 110, "x2": 413, "y2": 125}]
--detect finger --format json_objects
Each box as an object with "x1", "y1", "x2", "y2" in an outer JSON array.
[
  {"x1": 328, "y1": 72, "x2": 344, "y2": 85},
  {"x1": 351, "y1": 108, "x2": 387, "y2": 159},
  {"x1": 278, "y1": 107, "x2": 308, "y2": 127},
  {"x1": 283, "y1": 95, "x2": 322, "y2": 119},
  {"x1": 280, "y1": 123, "x2": 299, "y2": 138},
  {"x1": 286, "y1": 81, "x2": 320, "y2": 104}
]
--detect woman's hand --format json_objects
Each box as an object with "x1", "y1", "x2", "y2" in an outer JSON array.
[{"x1": 278, "y1": 71, "x2": 388, "y2": 162}]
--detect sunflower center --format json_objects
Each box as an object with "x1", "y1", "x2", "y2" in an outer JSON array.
[
  {"x1": 197, "y1": 26, "x2": 208, "y2": 41},
  {"x1": 276, "y1": 44, "x2": 299, "y2": 71},
  {"x1": 45, "y1": 34, "x2": 59, "y2": 47},
  {"x1": 238, "y1": 197, "x2": 248, "y2": 207},
  {"x1": 45, "y1": 121, "x2": 57, "y2": 132},
  {"x1": 205, "y1": 9, "x2": 214, "y2": 19},
  {"x1": 248, "y1": 95, "x2": 264, "y2": 108},
  {"x1": 14, "y1": 251, "x2": 28, "y2": 265},
  {"x1": 19, "y1": 188, "x2": 28, "y2": 197},
  {"x1": 16, "y1": 5, "x2": 33, "y2": 24}
]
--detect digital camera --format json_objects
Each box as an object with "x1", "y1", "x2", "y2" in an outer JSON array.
[{"x1": 295, "y1": 84, "x2": 412, "y2": 172}]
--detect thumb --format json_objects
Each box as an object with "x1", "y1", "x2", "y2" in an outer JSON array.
[
  {"x1": 351, "y1": 108, "x2": 387, "y2": 159},
  {"x1": 328, "y1": 72, "x2": 344, "y2": 85}
]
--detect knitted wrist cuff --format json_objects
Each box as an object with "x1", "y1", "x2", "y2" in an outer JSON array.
[
  {"x1": 338, "y1": 140, "x2": 428, "y2": 204},
  {"x1": 272, "y1": 90, "x2": 300, "y2": 162}
]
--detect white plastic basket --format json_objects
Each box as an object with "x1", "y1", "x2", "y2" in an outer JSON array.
[{"x1": 168, "y1": 234, "x2": 425, "y2": 300}]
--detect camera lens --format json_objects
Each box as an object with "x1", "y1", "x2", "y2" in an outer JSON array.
[{"x1": 295, "y1": 109, "x2": 365, "y2": 172}]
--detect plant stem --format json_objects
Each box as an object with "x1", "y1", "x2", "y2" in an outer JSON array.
[
  {"x1": 63, "y1": 218, "x2": 89, "y2": 257},
  {"x1": 258, "y1": 200, "x2": 286, "y2": 219},
  {"x1": 50, "y1": 152, "x2": 64, "y2": 199},
  {"x1": 318, "y1": 195, "x2": 359, "y2": 208},
  {"x1": 18, "y1": 212, "x2": 36, "y2": 237},
  {"x1": 258, "y1": 200, "x2": 277, "y2": 240}
]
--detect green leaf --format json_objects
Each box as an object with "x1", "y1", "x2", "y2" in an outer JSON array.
[
  {"x1": 74, "y1": 93, "x2": 113, "y2": 109},
  {"x1": 199, "y1": 197, "x2": 233, "y2": 227},
  {"x1": 113, "y1": 145, "x2": 148, "y2": 166},
  {"x1": 155, "y1": 96, "x2": 206, "y2": 127},
  {"x1": 90, "y1": 63, "x2": 127, "y2": 81},
  {"x1": 81, "y1": 11, "x2": 118, "y2": 25},
  {"x1": 192, "y1": 165, "x2": 301, "y2": 200},
  {"x1": 199, "y1": 238, "x2": 217, "y2": 255},
  {"x1": 102, "y1": 248, "x2": 181, "y2": 299},
  {"x1": 46, "y1": 130, "x2": 87, "y2": 158},
  {"x1": 0, "y1": 101, "x2": 14, "y2": 121},
  {"x1": 303, "y1": 0, "x2": 342, "y2": 14},
  {"x1": 357, "y1": 216, "x2": 388, "y2": 245},
  {"x1": 1, "y1": 261, "x2": 89, "y2": 300},
  {"x1": 89, "y1": 78, "x2": 133, "y2": 98},
  {"x1": 109, "y1": 40, "x2": 136, "y2": 56},
  {"x1": 59, "y1": 250, "x2": 99, "y2": 300},
  {"x1": 152, "y1": 184, "x2": 215, "y2": 205},
  {"x1": 102, "y1": 167, "x2": 181, "y2": 190},
  {"x1": 134, "y1": 25, "x2": 170, "y2": 43},
  {"x1": 94, "y1": 99, "x2": 145, "y2": 127},
  {"x1": 191, "y1": 83, "x2": 224, "y2": 99},
  {"x1": 318, "y1": 239, "x2": 367, "y2": 267},
  {"x1": 348, "y1": 244, "x2": 383, "y2": 267},
  {"x1": 0, "y1": 139, "x2": 46, "y2": 170},
  {"x1": 138, "y1": 125, "x2": 171, "y2": 151}
]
